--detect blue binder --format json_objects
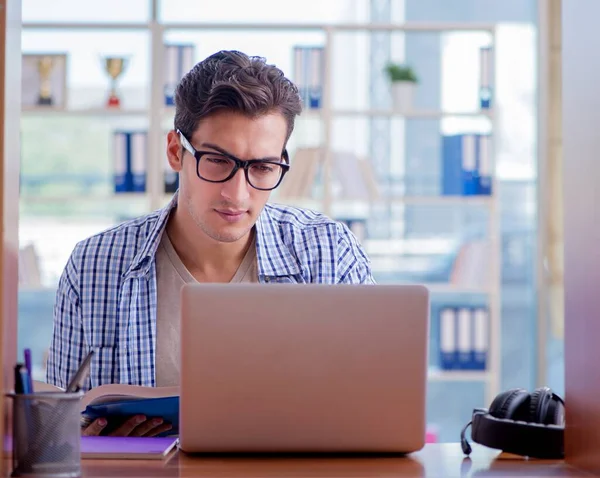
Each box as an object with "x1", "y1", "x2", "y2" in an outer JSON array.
[
  {"x1": 113, "y1": 130, "x2": 129, "y2": 193},
  {"x1": 130, "y1": 132, "x2": 147, "y2": 193},
  {"x1": 472, "y1": 307, "x2": 488, "y2": 370},
  {"x1": 113, "y1": 130, "x2": 147, "y2": 193},
  {"x1": 477, "y1": 134, "x2": 492, "y2": 195},
  {"x1": 456, "y1": 307, "x2": 474, "y2": 369},
  {"x1": 441, "y1": 135, "x2": 462, "y2": 196},
  {"x1": 479, "y1": 46, "x2": 493, "y2": 109},
  {"x1": 441, "y1": 134, "x2": 480, "y2": 196},
  {"x1": 439, "y1": 308, "x2": 457, "y2": 370},
  {"x1": 164, "y1": 44, "x2": 195, "y2": 106}
]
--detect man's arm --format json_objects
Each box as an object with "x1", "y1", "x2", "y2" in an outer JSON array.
[
  {"x1": 46, "y1": 252, "x2": 87, "y2": 390},
  {"x1": 46, "y1": 244, "x2": 172, "y2": 438},
  {"x1": 335, "y1": 223, "x2": 377, "y2": 284}
]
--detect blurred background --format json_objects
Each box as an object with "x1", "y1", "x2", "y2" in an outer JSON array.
[{"x1": 16, "y1": 0, "x2": 564, "y2": 443}]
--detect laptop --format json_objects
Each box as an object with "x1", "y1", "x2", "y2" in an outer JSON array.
[{"x1": 179, "y1": 283, "x2": 429, "y2": 454}]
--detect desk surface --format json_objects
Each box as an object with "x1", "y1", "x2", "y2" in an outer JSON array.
[{"x1": 79, "y1": 443, "x2": 591, "y2": 477}]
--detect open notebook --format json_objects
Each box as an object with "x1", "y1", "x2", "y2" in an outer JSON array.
[{"x1": 34, "y1": 380, "x2": 179, "y2": 437}]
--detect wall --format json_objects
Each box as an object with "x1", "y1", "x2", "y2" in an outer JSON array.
[
  {"x1": 563, "y1": 0, "x2": 600, "y2": 473},
  {"x1": 0, "y1": 0, "x2": 21, "y2": 474}
]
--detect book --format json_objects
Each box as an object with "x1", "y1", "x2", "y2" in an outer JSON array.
[
  {"x1": 34, "y1": 380, "x2": 179, "y2": 437},
  {"x1": 80, "y1": 436, "x2": 179, "y2": 460},
  {"x1": 4, "y1": 435, "x2": 179, "y2": 461}
]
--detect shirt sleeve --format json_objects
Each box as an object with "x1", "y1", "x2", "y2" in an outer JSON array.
[
  {"x1": 335, "y1": 222, "x2": 377, "y2": 284},
  {"x1": 46, "y1": 250, "x2": 87, "y2": 390}
]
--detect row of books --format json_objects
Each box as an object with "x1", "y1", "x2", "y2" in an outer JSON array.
[
  {"x1": 438, "y1": 306, "x2": 488, "y2": 371},
  {"x1": 169, "y1": 44, "x2": 326, "y2": 110},
  {"x1": 168, "y1": 44, "x2": 327, "y2": 109},
  {"x1": 113, "y1": 130, "x2": 178, "y2": 194},
  {"x1": 441, "y1": 133, "x2": 492, "y2": 196}
]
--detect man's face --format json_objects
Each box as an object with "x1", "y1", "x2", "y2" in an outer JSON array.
[{"x1": 166, "y1": 110, "x2": 288, "y2": 244}]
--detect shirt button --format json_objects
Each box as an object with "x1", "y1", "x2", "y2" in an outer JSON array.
[{"x1": 264, "y1": 276, "x2": 271, "y2": 283}]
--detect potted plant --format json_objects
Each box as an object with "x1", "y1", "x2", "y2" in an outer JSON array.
[{"x1": 384, "y1": 62, "x2": 418, "y2": 112}]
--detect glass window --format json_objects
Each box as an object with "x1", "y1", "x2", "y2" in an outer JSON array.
[
  {"x1": 159, "y1": 0, "x2": 364, "y2": 24},
  {"x1": 23, "y1": 0, "x2": 150, "y2": 24},
  {"x1": 18, "y1": 1, "x2": 543, "y2": 446}
]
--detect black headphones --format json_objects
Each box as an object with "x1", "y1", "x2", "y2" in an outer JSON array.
[{"x1": 460, "y1": 387, "x2": 565, "y2": 459}]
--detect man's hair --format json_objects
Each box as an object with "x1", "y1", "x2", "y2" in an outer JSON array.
[{"x1": 174, "y1": 50, "x2": 303, "y2": 144}]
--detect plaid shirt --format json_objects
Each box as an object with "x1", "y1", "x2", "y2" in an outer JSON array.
[{"x1": 46, "y1": 194, "x2": 375, "y2": 390}]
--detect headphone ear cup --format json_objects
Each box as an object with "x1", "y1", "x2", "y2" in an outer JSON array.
[
  {"x1": 530, "y1": 387, "x2": 565, "y2": 425},
  {"x1": 529, "y1": 387, "x2": 548, "y2": 423},
  {"x1": 489, "y1": 388, "x2": 530, "y2": 421}
]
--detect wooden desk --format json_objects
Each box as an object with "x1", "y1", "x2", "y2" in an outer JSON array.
[{"x1": 79, "y1": 443, "x2": 589, "y2": 477}]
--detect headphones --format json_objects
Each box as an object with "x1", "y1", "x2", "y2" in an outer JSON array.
[{"x1": 460, "y1": 387, "x2": 565, "y2": 459}]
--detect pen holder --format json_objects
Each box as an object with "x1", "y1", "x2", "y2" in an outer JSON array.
[{"x1": 6, "y1": 391, "x2": 83, "y2": 478}]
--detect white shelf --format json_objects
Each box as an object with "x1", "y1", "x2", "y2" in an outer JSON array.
[
  {"x1": 21, "y1": 195, "x2": 492, "y2": 208},
  {"x1": 422, "y1": 283, "x2": 490, "y2": 295},
  {"x1": 22, "y1": 22, "x2": 150, "y2": 30},
  {"x1": 20, "y1": 193, "x2": 148, "y2": 205},
  {"x1": 428, "y1": 369, "x2": 489, "y2": 382},
  {"x1": 390, "y1": 195, "x2": 493, "y2": 205},
  {"x1": 373, "y1": 282, "x2": 490, "y2": 295},
  {"x1": 21, "y1": 107, "x2": 148, "y2": 117},
  {"x1": 161, "y1": 22, "x2": 497, "y2": 32},
  {"x1": 332, "y1": 109, "x2": 493, "y2": 118},
  {"x1": 161, "y1": 107, "x2": 491, "y2": 120},
  {"x1": 274, "y1": 195, "x2": 493, "y2": 208},
  {"x1": 22, "y1": 21, "x2": 497, "y2": 33},
  {"x1": 162, "y1": 106, "x2": 323, "y2": 120}
]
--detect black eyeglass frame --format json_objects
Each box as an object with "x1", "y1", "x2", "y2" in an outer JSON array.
[{"x1": 177, "y1": 129, "x2": 290, "y2": 191}]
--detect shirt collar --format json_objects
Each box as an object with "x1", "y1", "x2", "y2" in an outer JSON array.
[{"x1": 125, "y1": 192, "x2": 301, "y2": 280}]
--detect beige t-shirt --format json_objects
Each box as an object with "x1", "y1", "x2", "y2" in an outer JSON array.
[{"x1": 154, "y1": 231, "x2": 258, "y2": 387}]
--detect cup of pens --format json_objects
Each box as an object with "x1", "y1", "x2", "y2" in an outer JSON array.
[
  {"x1": 6, "y1": 389, "x2": 83, "y2": 478},
  {"x1": 6, "y1": 352, "x2": 88, "y2": 478}
]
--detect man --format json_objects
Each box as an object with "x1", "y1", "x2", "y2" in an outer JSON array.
[{"x1": 46, "y1": 50, "x2": 375, "y2": 437}]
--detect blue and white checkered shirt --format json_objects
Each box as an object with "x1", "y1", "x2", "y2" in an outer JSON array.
[{"x1": 46, "y1": 194, "x2": 375, "y2": 391}]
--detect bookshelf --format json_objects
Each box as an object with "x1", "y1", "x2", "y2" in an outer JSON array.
[{"x1": 20, "y1": 15, "x2": 501, "y2": 406}]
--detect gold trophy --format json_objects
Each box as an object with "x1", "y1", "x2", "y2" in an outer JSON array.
[
  {"x1": 37, "y1": 56, "x2": 55, "y2": 106},
  {"x1": 104, "y1": 56, "x2": 127, "y2": 108}
]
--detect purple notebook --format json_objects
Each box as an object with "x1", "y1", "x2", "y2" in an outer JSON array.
[
  {"x1": 4, "y1": 435, "x2": 178, "y2": 460},
  {"x1": 81, "y1": 436, "x2": 179, "y2": 459}
]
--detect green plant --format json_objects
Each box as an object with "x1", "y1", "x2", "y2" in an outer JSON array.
[{"x1": 384, "y1": 63, "x2": 418, "y2": 83}]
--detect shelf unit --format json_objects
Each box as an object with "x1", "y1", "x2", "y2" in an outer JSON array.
[{"x1": 21, "y1": 10, "x2": 501, "y2": 405}]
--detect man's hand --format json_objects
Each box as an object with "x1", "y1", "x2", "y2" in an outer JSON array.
[{"x1": 82, "y1": 415, "x2": 173, "y2": 437}]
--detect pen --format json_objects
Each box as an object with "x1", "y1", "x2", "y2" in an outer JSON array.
[
  {"x1": 14, "y1": 363, "x2": 25, "y2": 394},
  {"x1": 24, "y1": 349, "x2": 33, "y2": 393},
  {"x1": 19, "y1": 365, "x2": 32, "y2": 394},
  {"x1": 66, "y1": 350, "x2": 94, "y2": 393}
]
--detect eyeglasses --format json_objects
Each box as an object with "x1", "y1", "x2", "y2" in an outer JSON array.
[{"x1": 177, "y1": 130, "x2": 290, "y2": 191}]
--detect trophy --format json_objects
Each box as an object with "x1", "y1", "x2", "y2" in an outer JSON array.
[
  {"x1": 104, "y1": 56, "x2": 127, "y2": 108},
  {"x1": 37, "y1": 56, "x2": 55, "y2": 106}
]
